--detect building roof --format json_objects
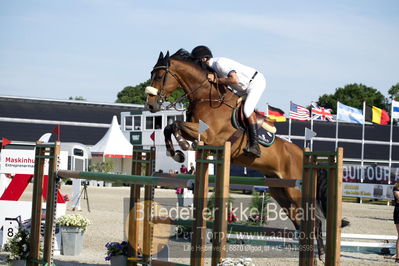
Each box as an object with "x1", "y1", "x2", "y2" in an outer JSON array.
[{"x1": 0, "y1": 95, "x2": 143, "y2": 145}]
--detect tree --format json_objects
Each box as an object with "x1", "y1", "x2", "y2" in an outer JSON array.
[
  {"x1": 388, "y1": 83, "x2": 399, "y2": 101},
  {"x1": 90, "y1": 161, "x2": 114, "y2": 173},
  {"x1": 116, "y1": 79, "x2": 188, "y2": 106},
  {"x1": 69, "y1": 96, "x2": 87, "y2": 101},
  {"x1": 316, "y1": 83, "x2": 388, "y2": 113},
  {"x1": 116, "y1": 80, "x2": 150, "y2": 104}
]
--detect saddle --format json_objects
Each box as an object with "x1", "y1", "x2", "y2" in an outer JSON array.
[
  {"x1": 232, "y1": 104, "x2": 277, "y2": 134},
  {"x1": 230, "y1": 103, "x2": 277, "y2": 147}
]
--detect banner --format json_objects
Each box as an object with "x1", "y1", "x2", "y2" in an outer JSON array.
[
  {"x1": 343, "y1": 182, "x2": 394, "y2": 200},
  {"x1": 343, "y1": 164, "x2": 399, "y2": 184},
  {"x1": 0, "y1": 149, "x2": 68, "y2": 174}
]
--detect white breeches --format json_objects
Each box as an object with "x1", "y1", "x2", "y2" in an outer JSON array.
[{"x1": 244, "y1": 73, "x2": 266, "y2": 118}]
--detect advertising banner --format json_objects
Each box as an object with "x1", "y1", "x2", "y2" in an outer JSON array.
[
  {"x1": 343, "y1": 164, "x2": 399, "y2": 184},
  {"x1": 0, "y1": 149, "x2": 68, "y2": 174},
  {"x1": 343, "y1": 182, "x2": 394, "y2": 200}
]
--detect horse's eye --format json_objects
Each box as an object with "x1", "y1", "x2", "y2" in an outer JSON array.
[{"x1": 154, "y1": 74, "x2": 163, "y2": 81}]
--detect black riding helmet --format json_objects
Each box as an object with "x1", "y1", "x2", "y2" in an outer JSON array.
[{"x1": 191, "y1": 45, "x2": 213, "y2": 59}]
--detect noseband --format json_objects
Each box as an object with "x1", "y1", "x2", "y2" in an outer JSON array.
[
  {"x1": 145, "y1": 64, "x2": 210, "y2": 110},
  {"x1": 145, "y1": 61, "x2": 236, "y2": 110},
  {"x1": 145, "y1": 64, "x2": 188, "y2": 109}
]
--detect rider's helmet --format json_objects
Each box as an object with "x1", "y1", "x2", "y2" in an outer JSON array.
[{"x1": 191, "y1": 45, "x2": 213, "y2": 59}]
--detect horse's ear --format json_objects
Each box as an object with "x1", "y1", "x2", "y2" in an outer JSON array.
[
  {"x1": 157, "y1": 52, "x2": 164, "y2": 62},
  {"x1": 165, "y1": 51, "x2": 170, "y2": 67}
]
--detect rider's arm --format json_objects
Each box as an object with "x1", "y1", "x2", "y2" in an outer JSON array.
[{"x1": 208, "y1": 71, "x2": 239, "y2": 85}]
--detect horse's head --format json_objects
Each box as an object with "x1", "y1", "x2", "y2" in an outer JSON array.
[{"x1": 145, "y1": 51, "x2": 182, "y2": 113}]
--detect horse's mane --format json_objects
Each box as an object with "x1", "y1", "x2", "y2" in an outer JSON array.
[
  {"x1": 171, "y1": 49, "x2": 215, "y2": 73},
  {"x1": 170, "y1": 49, "x2": 195, "y2": 63}
]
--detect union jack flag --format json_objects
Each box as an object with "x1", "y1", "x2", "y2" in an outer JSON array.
[
  {"x1": 289, "y1": 102, "x2": 309, "y2": 121},
  {"x1": 311, "y1": 102, "x2": 334, "y2": 121}
]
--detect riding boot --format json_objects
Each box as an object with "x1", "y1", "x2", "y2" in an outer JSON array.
[{"x1": 244, "y1": 114, "x2": 261, "y2": 158}]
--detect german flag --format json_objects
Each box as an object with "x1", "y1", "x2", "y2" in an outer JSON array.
[
  {"x1": 365, "y1": 105, "x2": 390, "y2": 125},
  {"x1": 268, "y1": 105, "x2": 286, "y2": 122}
]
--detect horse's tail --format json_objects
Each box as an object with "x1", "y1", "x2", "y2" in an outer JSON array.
[{"x1": 316, "y1": 169, "x2": 350, "y2": 228}]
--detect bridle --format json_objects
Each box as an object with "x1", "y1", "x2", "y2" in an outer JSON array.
[{"x1": 145, "y1": 61, "x2": 237, "y2": 110}]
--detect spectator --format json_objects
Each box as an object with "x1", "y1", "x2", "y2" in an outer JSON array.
[
  {"x1": 188, "y1": 162, "x2": 195, "y2": 175},
  {"x1": 393, "y1": 182, "x2": 399, "y2": 263},
  {"x1": 180, "y1": 164, "x2": 188, "y2": 174}
]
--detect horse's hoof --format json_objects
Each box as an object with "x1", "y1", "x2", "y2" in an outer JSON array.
[
  {"x1": 191, "y1": 141, "x2": 198, "y2": 150},
  {"x1": 341, "y1": 218, "x2": 350, "y2": 228},
  {"x1": 179, "y1": 140, "x2": 191, "y2": 151},
  {"x1": 173, "y1": 150, "x2": 185, "y2": 163},
  {"x1": 318, "y1": 253, "x2": 325, "y2": 264}
]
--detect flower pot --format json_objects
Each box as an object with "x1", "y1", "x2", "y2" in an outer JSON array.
[
  {"x1": 110, "y1": 255, "x2": 127, "y2": 266},
  {"x1": 9, "y1": 260, "x2": 26, "y2": 266},
  {"x1": 61, "y1": 226, "x2": 84, "y2": 256}
]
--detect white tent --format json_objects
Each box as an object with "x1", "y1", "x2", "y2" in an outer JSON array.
[{"x1": 90, "y1": 116, "x2": 132, "y2": 174}]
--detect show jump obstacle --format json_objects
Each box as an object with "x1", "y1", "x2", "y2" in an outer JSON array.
[{"x1": 27, "y1": 141, "x2": 343, "y2": 266}]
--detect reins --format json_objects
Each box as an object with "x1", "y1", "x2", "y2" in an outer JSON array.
[{"x1": 152, "y1": 63, "x2": 238, "y2": 111}]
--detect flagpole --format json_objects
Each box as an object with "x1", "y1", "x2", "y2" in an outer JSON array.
[
  {"x1": 361, "y1": 101, "x2": 366, "y2": 184},
  {"x1": 288, "y1": 101, "x2": 292, "y2": 141},
  {"x1": 335, "y1": 101, "x2": 339, "y2": 150},
  {"x1": 310, "y1": 104, "x2": 314, "y2": 151},
  {"x1": 389, "y1": 100, "x2": 394, "y2": 184}
]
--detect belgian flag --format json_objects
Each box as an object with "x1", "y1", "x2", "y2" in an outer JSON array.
[
  {"x1": 268, "y1": 105, "x2": 287, "y2": 122},
  {"x1": 365, "y1": 105, "x2": 390, "y2": 125}
]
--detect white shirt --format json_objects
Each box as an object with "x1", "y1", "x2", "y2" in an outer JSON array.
[{"x1": 208, "y1": 57, "x2": 257, "y2": 92}]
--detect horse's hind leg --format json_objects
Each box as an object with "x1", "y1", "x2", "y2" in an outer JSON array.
[
  {"x1": 268, "y1": 187, "x2": 301, "y2": 229},
  {"x1": 315, "y1": 218, "x2": 325, "y2": 261}
]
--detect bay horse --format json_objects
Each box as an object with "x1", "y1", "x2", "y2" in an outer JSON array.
[{"x1": 145, "y1": 49, "x2": 346, "y2": 259}]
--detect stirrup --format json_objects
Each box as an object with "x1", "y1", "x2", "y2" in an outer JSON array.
[{"x1": 244, "y1": 144, "x2": 261, "y2": 158}]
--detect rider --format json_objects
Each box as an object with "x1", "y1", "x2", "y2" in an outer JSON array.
[{"x1": 191, "y1": 45, "x2": 268, "y2": 158}]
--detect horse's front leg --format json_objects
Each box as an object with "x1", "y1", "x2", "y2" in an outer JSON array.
[
  {"x1": 163, "y1": 122, "x2": 201, "y2": 163},
  {"x1": 171, "y1": 122, "x2": 195, "y2": 151},
  {"x1": 163, "y1": 124, "x2": 176, "y2": 157}
]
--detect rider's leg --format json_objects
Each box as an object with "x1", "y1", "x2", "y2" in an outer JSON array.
[
  {"x1": 243, "y1": 74, "x2": 266, "y2": 157},
  {"x1": 244, "y1": 112, "x2": 261, "y2": 157}
]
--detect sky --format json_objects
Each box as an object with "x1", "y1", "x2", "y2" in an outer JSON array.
[{"x1": 0, "y1": 0, "x2": 398, "y2": 113}]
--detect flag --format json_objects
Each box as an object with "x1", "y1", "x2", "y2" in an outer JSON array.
[
  {"x1": 150, "y1": 131, "x2": 155, "y2": 142},
  {"x1": 199, "y1": 120, "x2": 209, "y2": 134},
  {"x1": 267, "y1": 105, "x2": 286, "y2": 122},
  {"x1": 289, "y1": 102, "x2": 309, "y2": 121},
  {"x1": 311, "y1": 102, "x2": 334, "y2": 121},
  {"x1": 365, "y1": 105, "x2": 390, "y2": 125},
  {"x1": 337, "y1": 102, "x2": 363, "y2": 124},
  {"x1": 393, "y1": 99, "x2": 399, "y2": 119},
  {"x1": 1, "y1": 137, "x2": 12, "y2": 147},
  {"x1": 52, "y1": 125, "x2": 61, "y2": 141}
]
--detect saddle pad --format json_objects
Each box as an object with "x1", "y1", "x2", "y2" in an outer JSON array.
[
  {"x1": 231, "y1": 108, "x2": 275, "y2": 147},
  {"x1": 258, "y1": 126, "x2": 275, "y2": 147}
]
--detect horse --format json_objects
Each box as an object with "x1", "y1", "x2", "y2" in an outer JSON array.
[{"x1": 145, "y1": 49, "x2": 347, "y2": 260}]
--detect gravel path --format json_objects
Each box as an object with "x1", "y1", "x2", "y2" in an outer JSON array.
[{"x1": 0, "y1": 185, "x2": 397, "y2": 265}]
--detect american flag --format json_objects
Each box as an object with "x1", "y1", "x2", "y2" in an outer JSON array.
[
  {"x1": 311, "y1": 102, "x2": 334, "y2": 121},
  {"x1": 290, "y1": 102, "x2": 309, "y2": 121}
]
